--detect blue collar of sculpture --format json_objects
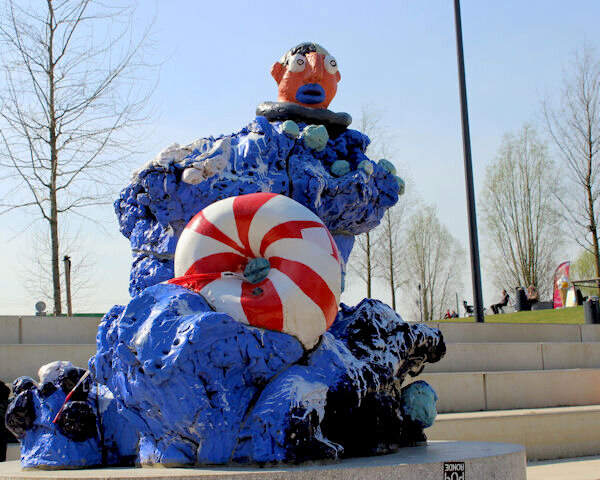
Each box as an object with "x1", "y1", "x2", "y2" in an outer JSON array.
[{"x1": 256, "y1": 101, "x2": 352, "y2": 136}]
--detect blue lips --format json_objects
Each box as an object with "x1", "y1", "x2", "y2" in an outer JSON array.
[{"x1": 295, "y1": 84, "x2": 326, "y2": 104}]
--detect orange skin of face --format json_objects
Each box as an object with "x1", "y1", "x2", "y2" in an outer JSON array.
[{"x1": 271, "y1": 52, "x2": 342, "y2": 109}]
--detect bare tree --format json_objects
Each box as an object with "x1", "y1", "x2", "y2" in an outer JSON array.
[
  {"x1": 20, "y1": 223, "x2": 97, "y2": 312},
  {"x1": 543, "y1": 44, "x2": 600, "y2": 287},
  {"x1": 403, "y1": 205, "x2": 465, "y2": 322},
  {"x1": 571, "y1": 249, "x2": 598, "y2": 296},
  {"x1": 348, "y1": 231, "x2": 378, "y2": 298},
  {"x1": 356, "y1": 104, "x2": 389, "y2": 159},
  {"x1": 479, "y1": 124, "x2": 561, "y2": 297},
  {"x1": 376, "y1": 201, "x2": 408, "y2": 310},
  {"x1": 347, "y1": 105, "x2": 390, "y2": 298},
  {"x1": 0, "y1": 0, "x2": 156, "y2": 314}
]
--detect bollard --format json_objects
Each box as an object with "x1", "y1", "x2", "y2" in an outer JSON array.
[
  {"x1": 584, "y1": 297, "x2": 600, "y2": 324},
  {"x1": 515, "y1": 287, "x2": 529, "y2": 312}
]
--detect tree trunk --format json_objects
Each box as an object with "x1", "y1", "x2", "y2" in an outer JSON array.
[
  {"x1": 587, "y1": 186, "x2": 600, "y2": 292},
  {"x1": 48, "y1": 1, "x2": 62, "y2": 315},
  {"x1": 366, "y1": 232, "x2": 372, "y2": 298},
  {"x1": 585, "y1": 127, "x2": 600, "y2": 295},
  {"x1": 588, "y1": 191, "x2": 600, "y2": 295},
  {"x1": 388, "y1": 229, "x2": 395, "y2": 310},
  {"x1": 49, "y1": 207, "x2": 61, "y2": 315}
]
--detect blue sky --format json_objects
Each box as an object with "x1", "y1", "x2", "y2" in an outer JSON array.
[{"x1": 2, "y1": 0, "x2": 599, "y2": 316}]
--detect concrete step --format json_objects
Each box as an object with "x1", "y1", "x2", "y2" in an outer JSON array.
[
  {"x1": 424, "y1": 342, "x2": 600, "y2": 373},
  {"x1": 527, "y1": 454, "x2": 600, "y2": 480},
  {"x1": 0, "y1": 316, "x2": 100, "y2": 345},
  {"x1": 0, "y1": 344, "x2": 96, "y2": 384},
  {"x1": 423, "y1": 321, "x2": 600, "y2": 343},
  {"x1": 5, "y1": 444, "x2": 18, "y2": 462},
  {"x1": 408, "y1": 369, "x2": 600, "y2": 413},
  {"x1": 426, "y1": 405, "x2": 600, "y2": 461},
  {"x1": 3, "y1": 317, "x2": 599, "y2": 346}
]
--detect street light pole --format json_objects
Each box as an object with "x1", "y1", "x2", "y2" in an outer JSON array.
[
  {"x1": 453, "y1": 0, "x2": 485, "y2": 323},
  {"x1": 63, "y1": 255, "x2": 72, "y2": 317},
  {"x1": 418, "y1": 283, "x2": 423, "y2": 323}
]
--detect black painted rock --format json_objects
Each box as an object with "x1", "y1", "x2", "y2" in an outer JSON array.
[
  {"x1": 12, "y1": 376, "x2": 36, "y2": 396},
  {"x1": 5, "y1": 390, "x2": 35, "y2": 438},
  {"x1": 56, "y1": 401, "x2": 97, "y2": 442}
]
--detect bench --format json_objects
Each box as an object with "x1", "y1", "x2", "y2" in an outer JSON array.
[{"x1": 531, "y1": 301, "x2": 553, "y2": 311}]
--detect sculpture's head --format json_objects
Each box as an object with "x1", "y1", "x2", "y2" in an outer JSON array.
[{"x1": 271, "y1": 42, "x2": 341, "y2": 109}]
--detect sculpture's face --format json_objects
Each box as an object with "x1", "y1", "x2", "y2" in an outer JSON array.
[{"x1": 271, "y1": 51, "x2": 341, "y2": 109}]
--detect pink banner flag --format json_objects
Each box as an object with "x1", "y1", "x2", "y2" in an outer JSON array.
[{"x1": 553, "y1": 261, "x2": 570, "y2": 308}]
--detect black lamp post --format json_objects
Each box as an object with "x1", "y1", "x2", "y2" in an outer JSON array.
[
  {"x1": 418, "y1": 283, "x2": 423, "y2": 323},
  {"x1": 453, "y1": 0, "x2": 485, "y2": 323},
  {"x1": 64, "y1": 255, "x2": 72, "y2": 317}
]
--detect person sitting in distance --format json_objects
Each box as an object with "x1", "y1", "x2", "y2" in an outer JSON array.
[
  {"x1": 491, "y1": 289, "x2": 510, "y2": 314},
  {"x1": 527, "y1": 284, "x2": 539, "y2": 308},
  {"x1": 462, "y1": 300, "x2": 474, "y2": 316}
]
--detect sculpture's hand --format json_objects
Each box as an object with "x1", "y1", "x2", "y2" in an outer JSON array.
[
  {"x1": 6, "y1": 367, "x2": 97, "y2": 443},
  {"x1": 378, "y1": 159, "x2": 405, "y2": 195}
]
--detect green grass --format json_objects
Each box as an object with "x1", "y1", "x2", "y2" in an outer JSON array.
[{"x1": 437, "y1": 306, "x2": 585, "y2": 324}]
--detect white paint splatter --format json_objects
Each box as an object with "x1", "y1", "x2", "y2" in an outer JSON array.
[{"x1": 38, "y1": 361, "x2": 73, "y2": 384}]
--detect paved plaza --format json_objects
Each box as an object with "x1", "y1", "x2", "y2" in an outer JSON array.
[{"x1": 527, "y1": 455, "x2": 600, "y2": 479}]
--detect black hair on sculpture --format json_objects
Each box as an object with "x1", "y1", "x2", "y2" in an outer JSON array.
[{"x1": 279, "y1": 42, "x2": 330, "y2": 66}]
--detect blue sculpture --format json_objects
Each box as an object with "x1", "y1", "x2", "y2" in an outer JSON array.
[
  {"x1": 6, "y1": 42, "x2": 445, "y2": 468},
  {"x1": 116, "y1": 115, "x2": 400, "y2": 297}
]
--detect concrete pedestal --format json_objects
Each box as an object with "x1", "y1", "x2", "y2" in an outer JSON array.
[{"x1": 0, "y1": 441, "x2": 526, "y2": 480}]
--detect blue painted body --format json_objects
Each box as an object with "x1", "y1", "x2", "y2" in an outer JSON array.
[
  {"x1": 115, "y1": 116, "x2": 399, "y2": 296},
  {"x1": 9, "y1": 112, "x2": 446, "y2": 468},
  {"x1": 92, "y1": 283, "x2": 305, "y2": 465}
]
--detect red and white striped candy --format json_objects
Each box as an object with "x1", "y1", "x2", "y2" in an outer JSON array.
[{"x1": 169, "y1": 192, "x2": 341, "y2": 349}]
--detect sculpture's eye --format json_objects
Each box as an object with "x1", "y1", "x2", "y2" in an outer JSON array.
[
  {"x1": 324, "y1": 55, "x2": 338, "y2": 74},
  {"x1": 288, "y1": 54, "x2": 307, "y2": 73}
]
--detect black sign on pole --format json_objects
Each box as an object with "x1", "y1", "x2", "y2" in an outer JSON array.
[{"x1": 453, "y1": 0, "x2": 485, "y2": 323}]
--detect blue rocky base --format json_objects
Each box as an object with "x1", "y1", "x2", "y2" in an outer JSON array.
[{"x1": 6, "y1": 285, "x2": 445, "y2": 467}]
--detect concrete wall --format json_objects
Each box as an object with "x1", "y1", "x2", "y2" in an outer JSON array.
[
  {"x1": 410, "y1": 368, "x2": 600, "y2": 413},
  {"x1": 0, "y1": 317, "x2": 19, "y2": 344},
  {"x1": 423, "y1": 322, "x2": 600, "y2": 343},
  {"x1": 6, "y1": 443, "x2": 18, "y2": 462},
  {"x1": 424, "y1": 341, "x2": 600, "y2": 373},
  {"x1": 427, "y1": 405, "x2": 600, "y2": 461},
  {"x1": 0, "y1": 344, "x2": 96, "y2": 383},
  {"x1": 0, "y1": 316, "x2": 100, "y2": 345}
]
